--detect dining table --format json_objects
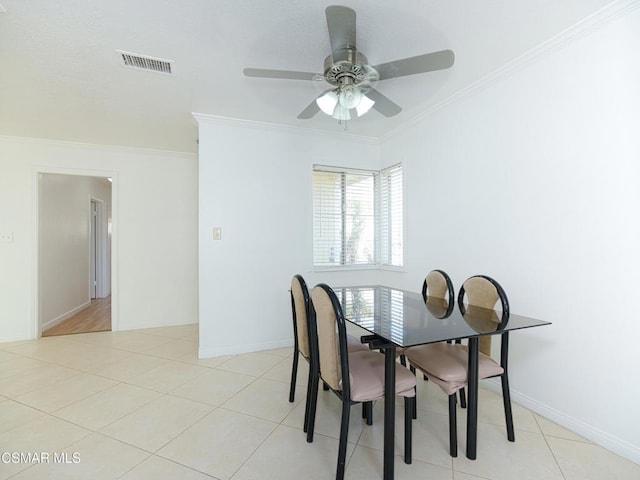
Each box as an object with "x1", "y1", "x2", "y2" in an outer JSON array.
[{"x1": 335, "y1": 285, "x2": 551, "y2": 480}]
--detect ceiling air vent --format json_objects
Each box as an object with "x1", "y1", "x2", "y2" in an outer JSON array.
[{"x1": 117, "y1": 50, "x2": 174, "y2": 75}]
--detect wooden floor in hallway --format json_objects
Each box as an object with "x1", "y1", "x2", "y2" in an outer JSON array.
[{"x1": 42, "y1": 296, "x2": 111, "y2": 336}]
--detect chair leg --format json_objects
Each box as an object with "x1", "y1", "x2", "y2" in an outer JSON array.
[
  {"x1": 448, "y1": 394, "x2": 458, "y2": 457},
  {"x1": 306, "y1": 370, "x2": 320, "y2": 443},
  {"x1": 336, "y1": 401, "x2": 351, "y2": 480},
  {"x1": 412, "y1": 386, "x2": 417, "y2": 419},
  {"x1": 404, "y1": 396, "x2": 413, "y2": 464},
  {"x1": 400, "y1": 354, "x2": 407, "y2": 367},
  {"x1": 361, "y1": 401, "x2": 373, "y2": 425},
  {"x1": 303, "y1": 361, "x2": 314, "y2": 433},
  {"x1": 289, "y1": 350, "x2": 298, "y2": 403},
  {"x1": 501, "y1": 374, "x2": 515, "y2": 442},
  {"x1": 459, "y1": 387, "x2": 467, "y2": 409}
]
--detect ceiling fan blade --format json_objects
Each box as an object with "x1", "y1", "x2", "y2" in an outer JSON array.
[
  {"x1": 243, "y1": 68, "x2": 322, "y2": 81},
  {"x1": 373, "y1": 49, "x2": 455, "y2": 81},
  {"x1": 365, "y1": 88, "x2": 402, "y2": 117},
  {"x1": 326, "y1": 5, "x2": 356, "y2": 53},
  {"x1": 297, "y1": 98, "x2": 321, "y2": 119}
]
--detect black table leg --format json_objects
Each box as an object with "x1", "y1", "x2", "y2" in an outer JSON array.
[
  {"x1": 384, "y1": 346, "x2": 396, "y2": 480},
  {"x1": 466, "y1": 337, "x2": 479, "y2": 460}
]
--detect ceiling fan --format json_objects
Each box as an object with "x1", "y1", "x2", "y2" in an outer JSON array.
[{"x1": 243, "y1": 5, "x2": 454, "y2": 122}]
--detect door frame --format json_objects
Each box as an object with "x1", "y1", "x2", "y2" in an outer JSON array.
[
  {"x1": 90, "y1": 197, "x2": 110, "y2": 299},
  {"x1": 33, "y1": 167, "x2": 118, "y2": 338}
]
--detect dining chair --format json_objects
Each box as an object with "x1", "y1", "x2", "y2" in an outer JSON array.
[
  {"x1": 309, "y1": 283, "x2": 417, "y2": 480},
  {"x1": 289, "y1": 275, "x2": 369, "y2": 438},
  {"x1": 289, "y1": 274, "x2": 319, "y2": 437},
  {"x1": 409, "y1": 269, "x2": 457, "y2": 372},
  {"x1": 420, "y1": 270, "x2": 466, "y2": 406},
  {"x1": 395, "y1": 269, "x2": 454, "y2": 371},
  {"x1": 405, "y1": 274, "x2": 513, "y2": 457}
]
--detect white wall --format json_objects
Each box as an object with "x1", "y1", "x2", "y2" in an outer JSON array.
[
  {"x1": 0, "y1": 136, "x2": 198, "y2": 342},
  {"x1": 38, "y1": 174, "x2": 112, "y2": 330},
  {"x1": 196, "y1": 117, "x2": 381, "y2": 357},
  {"x1": 380, "y1": 7, "x2": 640, "y2": 463}
]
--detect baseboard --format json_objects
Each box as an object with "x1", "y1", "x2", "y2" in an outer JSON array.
[
  {"x1": 483, "y1": 379, "x2": 640, "y2": 465},
  {"x1": 198, "y1": 338, "x2": 293, "y2": 359},
  {"x1": 117, "y1": 320, "x2": 197, "y2": 332},
  {"x1": 41, "y1": 300, "x2": 91, "y2": 332}
]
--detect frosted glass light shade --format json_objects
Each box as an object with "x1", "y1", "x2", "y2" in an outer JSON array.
[
  {"x1": 356, "y1": 94, "x2": 375, "y2": 117},
  {"x1": 338, "y1": 85, "x2": 362, "y2": 109},
  {"x1": 332, "y1": 104, "x2": 351, "y2": 121},
  {"x1": 316, "y1": 90, "x2": 339, "y2": 115}
]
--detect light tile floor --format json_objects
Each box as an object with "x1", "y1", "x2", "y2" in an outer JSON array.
[{"x1": 1, "y1": 324, "x2": 638, "y2": 480}]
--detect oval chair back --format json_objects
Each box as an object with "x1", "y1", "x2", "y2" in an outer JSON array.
[
  {"x1": 457, "y1": 275, "x2": 509, "y2": 356},
  {"x1": 422, "y1": 269, "x2": 455, "y2": 318}
]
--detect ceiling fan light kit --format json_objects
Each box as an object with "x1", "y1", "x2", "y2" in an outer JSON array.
[
  {"x1": 243, "y1": 5, "x2": 455, "y2": 127},
  {"x1": 316, "y1": 80, "x2": 375, "y2": 120}
]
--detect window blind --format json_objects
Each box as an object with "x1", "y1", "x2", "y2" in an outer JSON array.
[
  {"x1": 313, "y1": 167, "x2": 377, "y2": 267},
  {"x1": 380, "y1": 164, "x2": 403, "y2": 267}
]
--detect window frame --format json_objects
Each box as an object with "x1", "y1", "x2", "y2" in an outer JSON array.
[{"x1": 312, "y1": 163, "x2": 404, "y2": 271}]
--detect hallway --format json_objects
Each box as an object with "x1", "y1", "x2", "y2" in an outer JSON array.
[{"x1": 42, "y1": 297, "x2": 111, "y2": 336}]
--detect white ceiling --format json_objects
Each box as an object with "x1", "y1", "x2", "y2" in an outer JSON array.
[{"x1": 0, "y1": 0, "x2": 616, "y2": 153}]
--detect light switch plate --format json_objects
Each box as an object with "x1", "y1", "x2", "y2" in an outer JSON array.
[{"x1": 212, "y1": 227, "x2": 222, "y2": 240}]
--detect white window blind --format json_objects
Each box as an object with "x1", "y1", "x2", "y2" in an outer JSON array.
[
  {"x1": 313, "y1": 167, "x2": 377, "y2": 267},
  {"x1": 313, "y1": 164, "x2": 403, "y2": 269},
  {"x1": 380, "y1": 164, "x2": 403, "y2": 267}
]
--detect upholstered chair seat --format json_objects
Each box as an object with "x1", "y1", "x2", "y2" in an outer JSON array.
[
  {"x1": 346, "y1": 350, "x2": 417, "y2": 402},
  {"x1": 405, "y1": 342, "x2": 503, "y2": 395}
]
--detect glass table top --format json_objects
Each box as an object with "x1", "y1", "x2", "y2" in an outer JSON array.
[{"x1": 335, "y1": 285, "x2": 551, "y2": 348}]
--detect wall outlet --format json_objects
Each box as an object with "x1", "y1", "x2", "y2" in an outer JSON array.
[
  {"x1": 0, "y1": 232, "x2": 14, "y2": 243},
  {"x1": 212, "y1": 227, "x2": 222, "y2": 241}
]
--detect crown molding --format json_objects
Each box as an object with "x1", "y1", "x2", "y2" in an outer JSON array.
[
  {"x1": 0, "y1": 134, "x2": 196, "y2": 158},
  {"x1": 192, "y1": 113, "x2": 380, "y2": 146},
  {"x1": 383, "y1": 0, "x2": 640, "y2": 142}
]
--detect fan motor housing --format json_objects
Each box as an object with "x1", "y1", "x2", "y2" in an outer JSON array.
[{"x1": 323, "y1": 48, "x2": 377, "y2": 86}]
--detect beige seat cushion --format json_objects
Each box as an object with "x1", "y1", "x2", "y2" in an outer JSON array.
[
  {"x1": 405, "y1": 343, "x2": 503, "y2": 396},
  {"x1": 346, "y1": 351, "x2": 416, "y2": 402}
]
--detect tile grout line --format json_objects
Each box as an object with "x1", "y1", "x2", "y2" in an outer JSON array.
[{"x1": 533, "y1": 414, "x2": 568, "y2": 480}]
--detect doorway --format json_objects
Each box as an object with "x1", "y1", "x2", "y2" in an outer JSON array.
[{"x1": 38, "y1": 174, "x2": 113, "y2": 337}]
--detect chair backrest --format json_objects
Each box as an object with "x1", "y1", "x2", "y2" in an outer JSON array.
[
  {"x1": 291, "y1": 275, "x2": 311, "y2": 358},
  {"x1": 457, "y1": 275, "x2": 509, "y2": 356},
  {"x1": 311, "y1": 284, "x2": 350, "y2": 396},
  {"x1": 422, "y1": 270, "x2": 455, "y2": 318}
]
